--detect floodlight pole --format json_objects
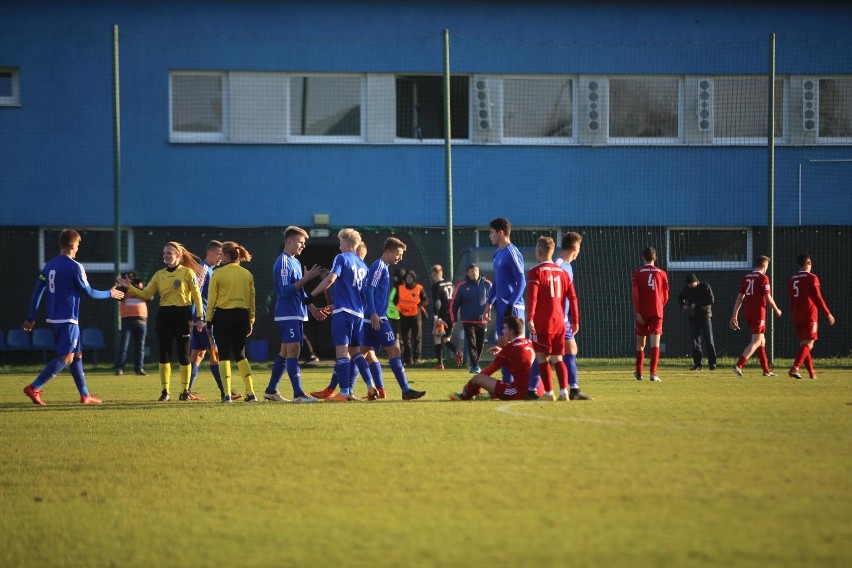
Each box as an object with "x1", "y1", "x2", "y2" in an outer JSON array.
[
  {"x1": 443, "y1": 29, "x2": 454, "y2": 281},
  {"x1": 767, "y1": 33, "x2": 776, "y2": 363},
  {"x1": 113, "y1": 24, "x2": 122, "y2": 332}
]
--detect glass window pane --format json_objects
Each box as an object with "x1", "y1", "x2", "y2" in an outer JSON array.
[
  {"x1": 290, "y1": 76, "x2": 361, "y2": 136},
  {"x1": 172, "y1": 74, "x2": 223, "y2": 133},
  {"x1": 396, "y1": 75, "x2": 469, "y2": 140},
  {"x1": 714, "y1": 77, "x2": 783, "y2": 138},
  {"x1": 504, "y1": 77, "x2": 573, "y2": 138},
  {"x1": 610, "y1": 77, "x2": 678, "y2": 138},
  {"x1": 819, "y1": 78, "x2": 852, "y2": 137},
  {"x1": 0, "y1": 72, "x2": 12, "y2": 98},
  {"x1": 670, "y1": 229, "x2": 748, "y2": 263}
]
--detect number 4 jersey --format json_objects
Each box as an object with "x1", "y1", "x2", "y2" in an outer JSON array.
[{"x1": 632, "y1": 264, "x2": 669, "y2": 319}]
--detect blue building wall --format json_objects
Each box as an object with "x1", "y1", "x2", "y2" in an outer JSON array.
[{"x1": 2, "y1": 0, "x2": 852, "y2": 228}]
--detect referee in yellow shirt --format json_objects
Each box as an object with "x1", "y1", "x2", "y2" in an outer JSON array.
[
  {"x1": 205, "y1": 241, "x2": 257, "y2": 403},
  {"x1": 120, "y1": 241, "x2": 204, "y2": 402}
]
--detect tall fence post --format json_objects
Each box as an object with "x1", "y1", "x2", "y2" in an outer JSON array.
[
  {"x1": 767, "y1": 32, "x2": 776, "y2": 363},
  {"x1": 113, "y1": 24, "x2": 122, "y2": 335},
  {"x1": 443, "y1": 29, "x2": 454, "y2": 281}
]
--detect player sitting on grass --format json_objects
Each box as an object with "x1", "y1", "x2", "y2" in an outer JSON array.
[{"x1": 449, "y1": 315, "x2": 544, "y2": 401}]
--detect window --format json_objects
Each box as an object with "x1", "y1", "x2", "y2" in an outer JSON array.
[
  {"x1": 714, "y1": 76, "x2": 784, "y2": 141},
  {"x1": 503, "y1": 77, "x2": 573, "y2": 141},
  {"x1": 609, "y1": 77, "x2": 679, "y2": 141},
  {"x1": 170, "y1": 72, "x2": 226, "y2": 141},
  {"x1": 666, "y1": 228, "x2": 752, "y2": 270},
  {"x1": 40, "y1": 228, "x2": 135, "y2": 273},
  {"x1": 290, "y1": 76, "x2": 362, "y2": 137},
  {"x1": 0, "y1": 67, "x2": 20, "y2": 106},
  {"x1": 396, "y1": 75, "x2": 469, "y2": 140},
  {"x1": 818, "y1": 77, "x2": 852, "y2": 139}
]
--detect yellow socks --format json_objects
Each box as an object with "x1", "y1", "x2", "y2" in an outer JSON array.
[
  {"x1": 237, "y1": 358, "x2": 254, "y2": 394},
  {"x1": 179, "y1": 364, "x2": 191, "y2": 392},
  {"x1": 159, "y1": 363, "x2": 171, "y2": 393},
  {"x1": 221, "y1": 360, "x2": 232, "y2": 396}
]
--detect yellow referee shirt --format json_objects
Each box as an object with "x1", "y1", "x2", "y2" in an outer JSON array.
[{"x1": 207, "y1": 263, "x2": 256, "y2": 324}]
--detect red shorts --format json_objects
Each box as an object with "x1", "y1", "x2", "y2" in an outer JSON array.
[
  {"x1": 745, "y1": 316, "x2": 766, "y2": 335},
  {"x1": 635, "y1": 316, "x2": 663, "y2": 336},
  {"x1": 493, "y1": 382, "x2": 525, "y2": 400},
  {"x1": 531, "y1": 332, "x2": 565, "y2": 356},
  {"x1": 794, "y1": 320, "x2": 818, "y2": 341}
]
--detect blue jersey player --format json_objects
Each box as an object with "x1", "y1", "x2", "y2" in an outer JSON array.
[
  {"x1": 310, "y1": 228, "x2": 376, "y2": 402},
  {"x1": 263, "y1": 226, "x2": 329, "y2": 403},
  {"x1": 483, "y1": 217, "x2": 527, "y2": 383},
  {"x1": 357, "y1": 237, "x2": 426, "y2": 400},
  {"x1": 187, "y1": 240, "x2": 225, "y2": 401},
  {"x1": 23, "y1": 229, "x2": 124, "y2": 405}
]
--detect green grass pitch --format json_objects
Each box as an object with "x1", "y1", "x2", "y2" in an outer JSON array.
[{"x1": 1, "y1": 359, "x2": 851, "y2": 567}]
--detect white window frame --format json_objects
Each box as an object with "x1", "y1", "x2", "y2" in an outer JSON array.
[
  {"x1": 287, "y1": 74, "x2": 367, "y2": 144},
  {"x1": 39, "y1": 228, "x2": 135, "y2": 273},
  {"x1": 500, "y1": 75, "x2": 577, "y2": 145},
  {"x1": 816, "y1": 76, "x2": 852, "y2": 144},
  {"x1": 711, "y1": 76, "x2": 787, "y2": 146},
  {"x1": 607, "y1": 75, "x2": 682, "y2": 145},
  {"x1": 666, "y1": 226, "x2": 752, "y2": 271},
  {"x1": 0, "y1": 67, "x2": 20, "y2": 106},
  {"x1": 169, "y1": 71, "x2": 228, "y2": 143}
]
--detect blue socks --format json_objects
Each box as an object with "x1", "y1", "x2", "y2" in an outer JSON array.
[
  {"x1": 369, "y1": 361, "x2": 384, "y2": 389},
  {"x1": 33, "y1": 357, "x2": 68, "y2": 389},
  {"x1": 68, "y1": 357, "x2": 89, "y2": 396},
  {"x1": 286, "y1": 357, "x2": 304, "y2": 397},
  {"x1": 266, "y1": 355, "x2": 287, "y2": 394},
  {"x1": 189, "y1": 363, "x2": 199, "y2": 391},
  {"x1": 334, "y1": 358, "x2": 351, "y2": 395},
  {"x1": 389, "y1": 357, "x2": 410, "y2": 392},
  {"x1": 351, "y1": 354, "x2": 373, "y2": 389},
  {"x1": 210, "y1": 363, "x2": 223, "y2": 393},
  {"x1": 565, "y1": 354, "x2": 579, "y2": 389}
]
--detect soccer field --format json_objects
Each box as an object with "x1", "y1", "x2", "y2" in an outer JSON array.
[{"x1": 1, "y1": 361, "x2": 851, "y2": 568}]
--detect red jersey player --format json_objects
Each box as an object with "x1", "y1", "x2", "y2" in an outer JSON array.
[
  {"x1": 730, "y1": 255, "x2": 782, "y2": 377},
  {"x1": 632, "y1": 246, "x2": 669, "y2": 381},
  {"x1": 787, "y1": 254, "x2": 835, "y2": 379},
  {"x1": 525, "y1": 236, "x2": 579, "y2": 401},
  {"x1": 448, "y1": 315, "x2": 544, "y2": 401}
]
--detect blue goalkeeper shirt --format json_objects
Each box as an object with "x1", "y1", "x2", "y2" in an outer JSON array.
[
  {"x1": 27, "y1": 255, "x2": 112, "y2": 324},
  {"x1": 487, "y1": 243, "x2": 526, "y2": 309}
]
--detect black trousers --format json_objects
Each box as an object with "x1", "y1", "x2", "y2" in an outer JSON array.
[
  {"x1": 689, "y1": 317, "x2": 717, "y2": 366},
  {"x1": 156, "y1": 305, "x2": 192, "y2": 366},
  {"x1": 463, "y1": 323, "x2": 486, "y2": 367},
  {"x1": 211, "y1": 308, "x2": 251, "y2": 362},
  {"x1": 399, "y1": 314, "x2": 422, "y2": 364}
]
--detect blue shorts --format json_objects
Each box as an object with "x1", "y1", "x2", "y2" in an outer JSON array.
[
  {"x1": 331, "y1": 311, "x2": 363, "y2": 347},
  {"x1": 53, "y1": 322, "x2": 81, "y2": 356},
  {"x1": 564, "y1": 318, "x2": 574, "y2": 341},
  {"x1": 495, "y1": 302, "x2": 525, "y2": 337},
  {"x1": 276, "y1": 320, "x2": 304, "y2": 345},
  {"x1": 362, "y1": 318, "x2": 397, "y2": 351},
  {"x1": 190, "y1": 327, "x2": 215, "y2": 351}
]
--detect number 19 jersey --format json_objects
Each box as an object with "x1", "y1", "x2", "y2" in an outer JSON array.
[{"x1": 331, "y1": 251, "x2": 368, "y2": 318}]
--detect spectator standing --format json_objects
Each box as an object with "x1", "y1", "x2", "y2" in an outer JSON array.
[
  {"x1": 430, "y1": 264, "x2": 462, "y2": 369},
  {"x1": 677, "y1": 273, "x2": 717, "y2": 371},
  {"x1": 396, "y1": 270, "x2": 428, "y2": 366},
  {"x1": 451, "y1": 263, "x2": 492, "y2": 373},
  {"x1": 114, "y1": 271, "x2": 148, "y2": 376}
]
